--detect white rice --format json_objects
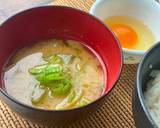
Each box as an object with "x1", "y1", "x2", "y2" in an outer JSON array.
[{"x1": 144, "y1": 70, "x2": 160, "y2": 127}]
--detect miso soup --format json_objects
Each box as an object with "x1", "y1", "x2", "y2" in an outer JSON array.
[{"x1": 4, "y1": 39, "x2": 105, "y2": 110}]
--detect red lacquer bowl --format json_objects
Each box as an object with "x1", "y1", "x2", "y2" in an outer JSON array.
[{"x1": 0, "y1": 6, "x2": 122, "y2": 126}]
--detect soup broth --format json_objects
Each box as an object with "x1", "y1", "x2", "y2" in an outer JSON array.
[{"x1": 4, "y1": 39, "x2": 105, "y2": 110}]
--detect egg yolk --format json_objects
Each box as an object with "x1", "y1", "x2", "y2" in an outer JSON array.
[{"x1": 110, "y1": 24, "x2": 138, "y2": 49}]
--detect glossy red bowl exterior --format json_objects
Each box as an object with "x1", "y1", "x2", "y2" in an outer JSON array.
[{"x1": 0, "y1": 6, "x2": 122, "y2": 126}]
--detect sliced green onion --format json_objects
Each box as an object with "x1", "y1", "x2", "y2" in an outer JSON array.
[
  {"x1": 29, "y1": 54, "x2": 75, "y2": 97},
  {"x1": 67, "y1": 90, "x2": 76, "y2": 103},
  {"x1": 57, "y1": 54, "x2": 73, "y2": 64},
  {"x1": 76, "y1": 97, "x2": 91, "y2": 107},
  {"x1": 55, "y1": 90, "x2": 83, "y2": 110},
  {"x1": 29, "y1": 64, "x2": 63, "y2": 84},
  {"x1": 29, "y1": 64, "x2": 47, "y2": 75},
  {"x1": 45, "y1": 55, "x2": 64, "y2": 64},
  {"x1": 50, "y1": 77, "x2": 72, "y2": 96},
  {"x1": 76, "y1": 64, "x2": 82, "y2": 71}
]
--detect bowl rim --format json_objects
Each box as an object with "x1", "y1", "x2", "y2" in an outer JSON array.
[
  {"x1": 89, "y1": 0, "x2": 160, "y2": 56},
  {"x1": 136, "y1": 41, "x2": 160, "y2": 127},
  {"x1": 0, "y1": 6, "x2": 123, "y2": 112}
]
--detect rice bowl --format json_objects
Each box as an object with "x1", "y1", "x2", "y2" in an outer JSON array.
[{"x1": 144, "y1": 70, "x2": 160, "y2": 127}]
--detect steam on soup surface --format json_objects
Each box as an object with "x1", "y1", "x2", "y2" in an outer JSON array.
[{"x1": 4, "y1": 39, "x2": 105, "y2": 110}]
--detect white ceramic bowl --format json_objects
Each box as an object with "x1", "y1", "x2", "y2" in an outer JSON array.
[{"x1": 90, "y1": 0, "x2": 160, "y2": 64}]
